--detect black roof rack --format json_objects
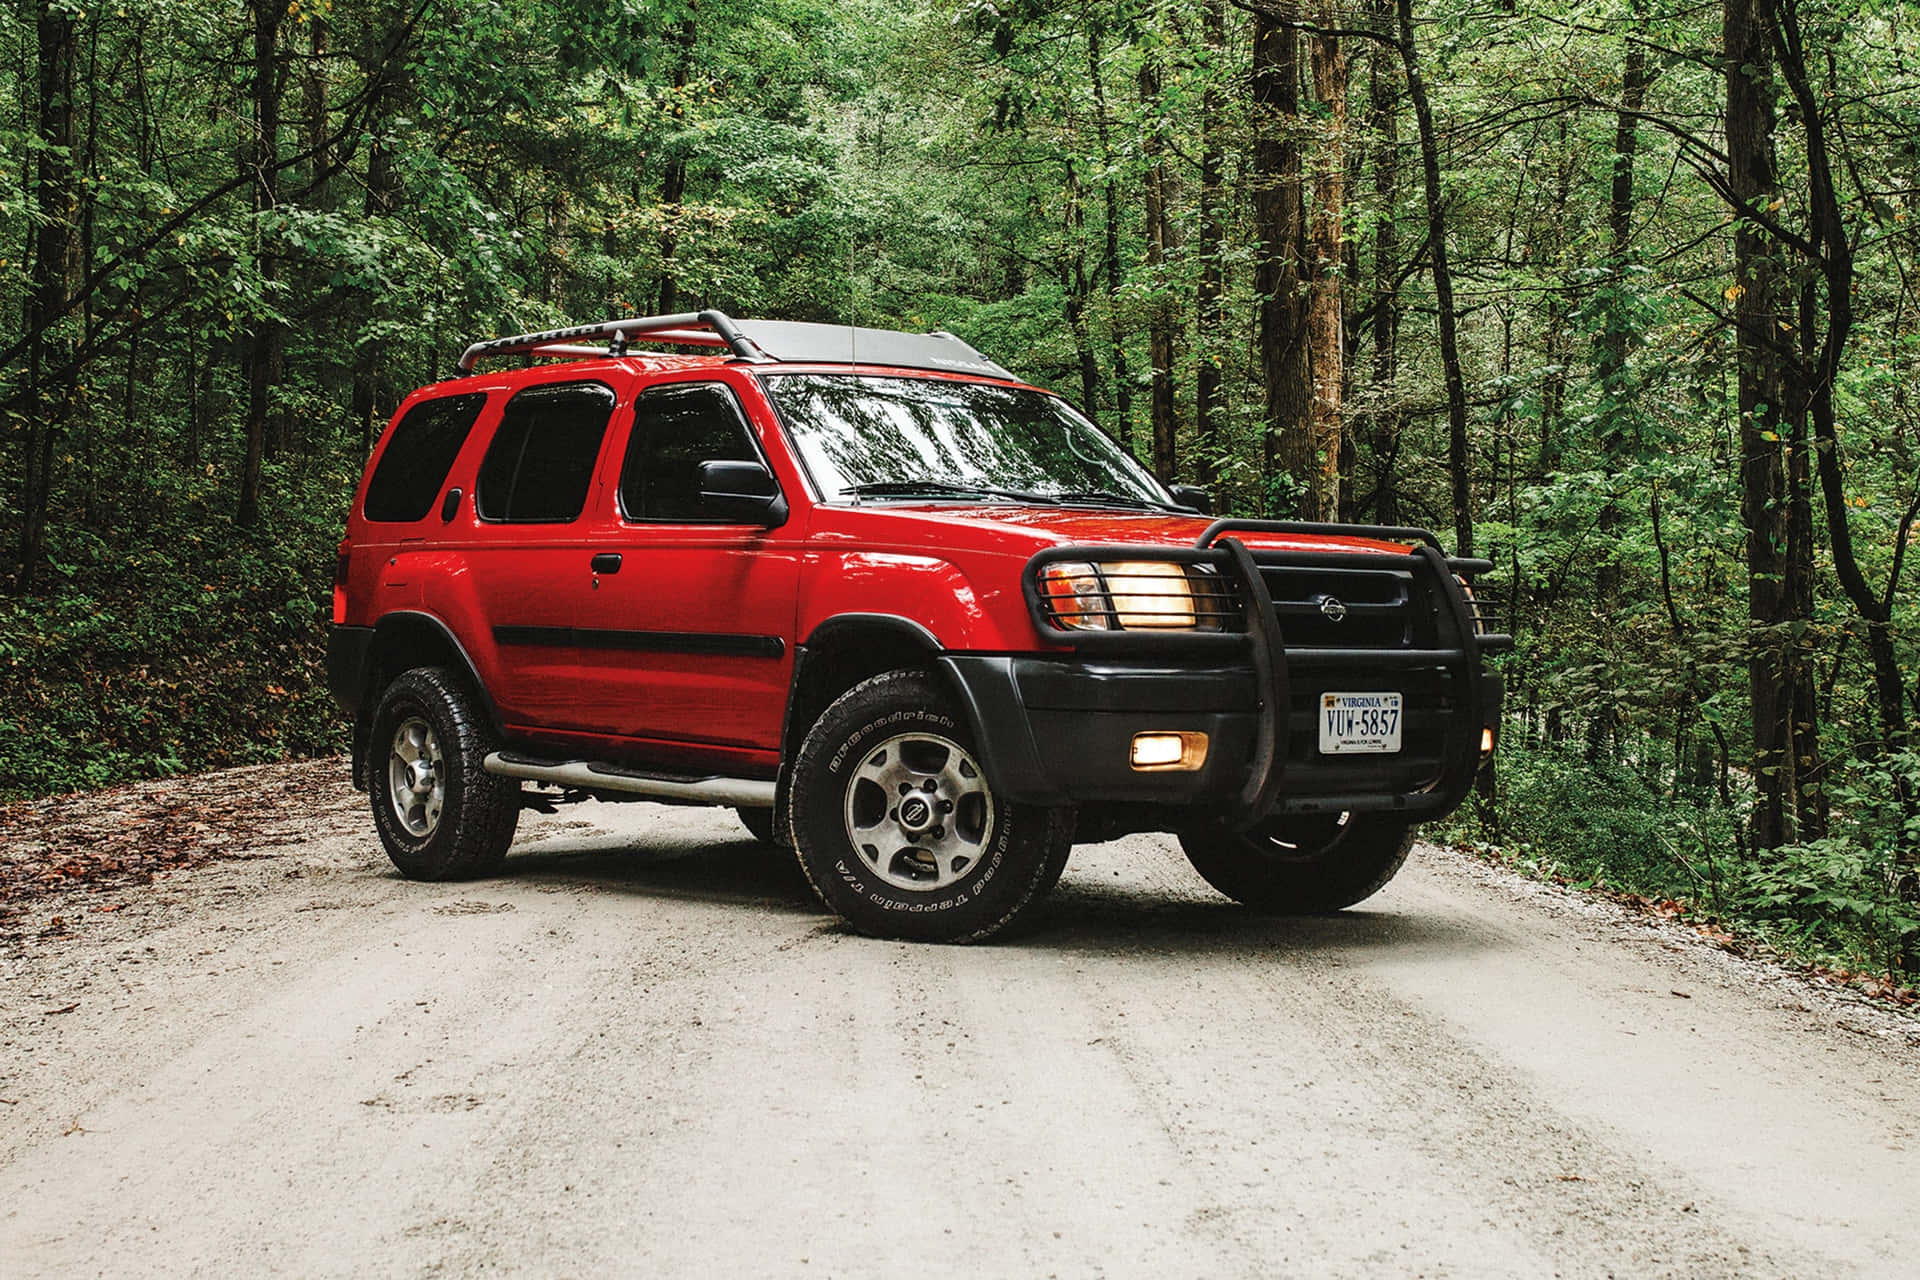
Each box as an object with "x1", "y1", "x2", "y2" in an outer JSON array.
[{"x1": 456, "y1": 310, "x2": 1015, "y2": 380}]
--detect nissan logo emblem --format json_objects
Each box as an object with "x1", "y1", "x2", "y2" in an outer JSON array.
[{"x1": 1319, "y1": 596, "x2": 1348, "y2": 622}]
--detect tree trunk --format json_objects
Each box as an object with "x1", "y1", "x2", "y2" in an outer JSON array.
[
  {"x1": 1253, "y1": 7, "x2": 1311, "y2": 513},
  {"x1": 1194, "y1": 0, "x2": 1226, "y2": 492},
  {"x1": 1061, "y1": 163, "x2": 1102, "y2": 421},
  {"x1": 1140, "y1": 58, "x2": 1178, "y2": 483},
  {"x1": 656, "y1": 14, "x2": 698, "y2": 315},
  {"x1": 1087, "y1": 25, "x2": 1133, "y2": 453},
  {"x1": 17, "y1": 5, "x2": 82, "y2": 593},
  {"x1": 1304, "y1": 10, "x2": 1347, "y2": 521},
  {"x1": 304, "y1": 17, "x2": 330, "y2": 200},
  {"x1": 352, "y1": 43, "x2": 405, "y2": 454},
  {"x1": 239, "y1": 0, "x2": 290, "y2": 527},
  {"x1": 1725, "y1": 0, "x2": 1819, "y2": 849},
  {"x1": 1395, "y1": 0, "x2": 1472, "y2": 555},
  {"x1": 1361, "y1": 23, "x2": 1402, "y2": 525}
]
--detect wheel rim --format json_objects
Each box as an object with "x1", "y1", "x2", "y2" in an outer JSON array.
[
  {"x1": 842, "y1": 732, "x2": 994, "y2": 892},
  {"x1": 387, "y1": 716, "x2": 446, "y2": 838}
]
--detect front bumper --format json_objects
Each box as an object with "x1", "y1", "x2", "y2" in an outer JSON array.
[{"x1": 944, "y1": 653, "x2": 1502, "y2": 816}]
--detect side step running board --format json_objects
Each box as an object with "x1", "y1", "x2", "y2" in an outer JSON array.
[{"x1": 482, "y1": 753, "x2": 775, "y2": 808}]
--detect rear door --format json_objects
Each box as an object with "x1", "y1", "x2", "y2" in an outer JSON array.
[
  {"x1": 573, "y1": 380, "x2": 800, "y2": 763},
  {"x1": 460, "y1": 378, "x2": 622, "y2": 733}
]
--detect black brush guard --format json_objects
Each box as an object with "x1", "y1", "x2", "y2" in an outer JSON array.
[{"x1": 1021, "y1": 519, "x2": 1511, "y2": 830}]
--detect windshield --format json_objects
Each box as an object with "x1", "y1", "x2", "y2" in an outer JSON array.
[{"x1": 758, "y1": 374, "x2": 1172, "y2": 507}]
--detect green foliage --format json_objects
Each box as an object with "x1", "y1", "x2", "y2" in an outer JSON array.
[
  {"x1": 0, "y1": 456, "x2": 349, "y2": 800},
  {"x1": 1452, "y1": 738, "x2": 1742, "y2": 909},
  {"x1": 1739, "y1": 754, "x2": 1920, "y2": 977}
]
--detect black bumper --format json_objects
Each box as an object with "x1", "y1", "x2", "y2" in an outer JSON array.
[{"x1": 944, "y1": 653, "x2": 1502, "y2": 817}]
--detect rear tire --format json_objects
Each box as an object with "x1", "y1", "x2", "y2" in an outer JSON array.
[
  {"x1": 368, "y1": 667, "x2": 520, "y2": 880},
  {"x1": 789, "y1": 669, "x2": 1070, "y2": 943},
  {"x1": 1178, "y1": 812, "x2": 1414, "y2": 913}
]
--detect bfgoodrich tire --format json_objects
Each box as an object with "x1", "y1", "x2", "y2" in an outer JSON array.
[
  {"x1": 368, "y1": 667, "x2": 520, "y2": 880},
  {"x1": 789, "y1": 669, "x2": 1070, "y2": 943},
  {"x1": 1178, "y1": 812, "x2": 1415, "y2": 913}
]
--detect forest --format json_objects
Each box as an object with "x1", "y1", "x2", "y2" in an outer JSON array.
[{"x1": 0, "y1": 0, "x2": 1915, "y2": 976}]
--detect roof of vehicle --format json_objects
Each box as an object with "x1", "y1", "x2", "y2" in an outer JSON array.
[{"x1": 455, "y1": 309, "x2": 1015, "y2": 381}]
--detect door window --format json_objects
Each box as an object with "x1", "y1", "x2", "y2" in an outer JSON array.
[
  {"x1": 476, "y1": 381, "x2": 616, "y2": 523},
  {"x1": 619, "y1": 383, "x2": 764, "y2": 522}
]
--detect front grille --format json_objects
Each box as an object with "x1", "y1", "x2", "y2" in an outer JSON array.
[{"x1": 1259, "y1": 564, "x2": 1423, "y2": 650}]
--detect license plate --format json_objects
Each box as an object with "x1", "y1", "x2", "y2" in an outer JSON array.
[{"x1": 1319, "y1": 692, "x2": 1403, "y2": 754}]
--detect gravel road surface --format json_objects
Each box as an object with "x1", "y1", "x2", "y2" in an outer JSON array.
[{"x1": 4, "y1": 761, "x2": 1918, "y2": 1277}]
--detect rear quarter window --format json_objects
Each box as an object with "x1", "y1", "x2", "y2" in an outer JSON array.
[{"x1": 362, "y1": 393, "x2": 489, "y2": 523}]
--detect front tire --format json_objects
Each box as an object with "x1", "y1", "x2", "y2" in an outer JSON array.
[
  {"x1": 368, "y1": 667, "x2": 520, "y2": 880},
  {"x1": 1178, "y1": 812, "x2": 1415, "y2": 913},
  {"x1": 789, "y1": 669, "x2": 1070, "y2": 943}
]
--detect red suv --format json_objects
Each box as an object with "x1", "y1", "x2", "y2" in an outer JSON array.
[{"x1": 328, "y1": 312, "x2": 1507, "y2": 941}]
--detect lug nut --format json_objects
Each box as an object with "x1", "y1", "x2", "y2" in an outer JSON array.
[{"x1": 938, "y1": 799, "x2": 953, "y2": 813}]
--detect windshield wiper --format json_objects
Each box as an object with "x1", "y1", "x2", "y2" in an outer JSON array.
[
  {"x1": 1047, "y1": 489, "x2": 1179, "y2": 511},
  {"x1": 839, "y1": 480, "x2": 1050, "y2": 503}
]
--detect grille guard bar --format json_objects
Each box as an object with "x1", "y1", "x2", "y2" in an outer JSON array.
[{"x1": 1023, "y1": 520, "x2": 1507, "y2": 829}]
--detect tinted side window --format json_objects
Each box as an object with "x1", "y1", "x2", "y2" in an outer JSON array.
[
  {"x1": 476, "y1": 382, "x2": 617, "y2": 523},
  {"x1": 362, "y1": 393, "x2": 487, "y2": 523},
  {"x1": 620, "y1": 384, "x2": 761, "y2": 522}
]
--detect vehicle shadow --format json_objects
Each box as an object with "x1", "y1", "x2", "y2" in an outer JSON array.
[
  {"x1": 493, "y1": 830, "x2": 1474, "y2": 958},
  {"x1": 501, "y1": 834, "x2": 821, "y2": 916},
  {"x1": 1025, "y1": 877, "x2": 1472, "y2": 957}
]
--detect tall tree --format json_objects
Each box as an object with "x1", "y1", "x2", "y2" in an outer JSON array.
[
  {"x1": 238, "y1": 0, "x2": 293, "y2": 526},
  {"x1": 17, "y1": 3, "x2": 83, "y2": 592},
  {"x1": 1252, "y1": 6, "x2": 1310, "y2": 511},
  {"x1": 1725, "y1": 0, "x2": 1821, "y2": 848},
  {"x1": 1303, "y1": 6, "x2": 1347, "y2": 520},
  {"x1": 1194, "y1": 0, "x2": 1227, "y2": 492},
  {"x1": 1393, "y1": 0, "x2": 1471, "y2": 555},
  {"x1": 1140, "y1": 47, "x2": 1179, "y2": 482}
]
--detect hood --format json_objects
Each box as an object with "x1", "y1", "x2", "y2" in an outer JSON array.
[{"x1": 812, "y1": 502, "x2": 1420, "y2": 559}]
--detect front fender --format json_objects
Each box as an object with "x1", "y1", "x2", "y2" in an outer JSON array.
[{"x1": 797, "y1": 550, "x2": 1027, "y2": 651}]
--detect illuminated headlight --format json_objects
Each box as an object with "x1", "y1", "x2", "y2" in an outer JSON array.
[{"x1": 1041, "y1": 560, "x2": 1200, "y2": 631}]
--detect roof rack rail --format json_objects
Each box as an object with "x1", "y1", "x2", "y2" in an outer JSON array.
[{"x1": 457, "y1": 309, "x2": 769, "y2": 373}]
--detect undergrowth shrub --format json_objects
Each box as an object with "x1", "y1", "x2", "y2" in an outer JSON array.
[
  {"x1": 1445, "y1": 737, "x2": 1919, "y2": 978},
  {"x1": 1449, "y1": 738, "x2": 1741, "y2": 903},
  {"x1": 1740, "y1": 752, "x2": 1920, "y2": 977},
  {"x1": 0, "y1": 457, "x2": 352, "y2": 800}
]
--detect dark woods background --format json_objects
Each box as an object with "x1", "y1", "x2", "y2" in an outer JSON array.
[{"x1": 2, "y1": 0, "x2": 1916, "y2": 974}]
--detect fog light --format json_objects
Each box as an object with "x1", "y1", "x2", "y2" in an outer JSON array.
[
  {"x1": 1480, "y1": 727, "x2": 1495, "y2": 757},
  {"x1": 1131, "y1": 732, "x2": 1209, "y2": 771}
]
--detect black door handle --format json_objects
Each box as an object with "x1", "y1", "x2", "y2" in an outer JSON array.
[
  {"x1": 590, "y1": 553, "x2": 623, "y2": 575},
  {"x1": 440, "y1": 488, "x2": 463, "y2": 522}
]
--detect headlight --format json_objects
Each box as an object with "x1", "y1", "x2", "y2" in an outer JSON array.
[{"x1": 1040, "y1": 560, "x2": 1201, "y2": 631}]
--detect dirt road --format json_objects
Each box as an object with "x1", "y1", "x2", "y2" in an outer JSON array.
[{"x1": 4, "y1": 762, "x2": 1918, "y2": 1277}]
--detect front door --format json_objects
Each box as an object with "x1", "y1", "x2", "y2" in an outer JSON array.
[{"x1": 573, "y1": 380, "x2": 800, "y2": 770}]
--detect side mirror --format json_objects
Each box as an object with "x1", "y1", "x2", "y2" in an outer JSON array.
[
  {"x1": 697, "y1": 459, "x2": 788, "y2": 527},
  {"x1": 1169, "y1": 484, "x2": 1212, "y2": 514}
]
